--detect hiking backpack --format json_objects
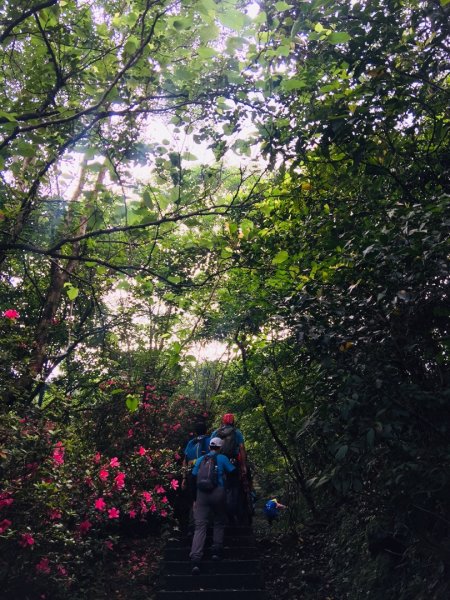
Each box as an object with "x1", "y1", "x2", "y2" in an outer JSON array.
[
  {"x1": 217, "y1": 425, "x2": 237, "y2": 458},
  {"x1": 196, "y1": 454, "x2": 218, "y2": 492}
]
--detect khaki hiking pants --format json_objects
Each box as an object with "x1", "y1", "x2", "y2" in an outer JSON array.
[{"x1": 189, "y1": 487, "x2": 226, "y2": 561}]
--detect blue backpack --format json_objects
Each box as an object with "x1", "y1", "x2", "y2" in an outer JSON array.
[
  {"x1": 186, "y1": 435, "x2": 209, "y2": 461},
  {"x1": 263, "y1": 499, "x2": 279, "y2": 520}
]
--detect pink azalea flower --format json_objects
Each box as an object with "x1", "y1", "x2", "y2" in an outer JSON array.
[
  {"x1": 0, "y1": 493, "x2": 13, "y2": 509},
  {"x1": 155, "y1": 485, "x2": 165, "y2": 494},
  {"x1": 108, "y1": 507, "x2": 119, "y2": 519},
  {"x1": 129, "y1": 510, "x2": 137, "y2": 519},
  {"x1": 0, "y1": 519, "x2": 12, "y2": 534},
  {"x1": 19, "y1": 532, "x2": 35, "y2": 547},
  {"x1": 161, "y1": 496, "x2": 168, "y2": 504},
  {"x1": 150, "y1": 504, "x2": 157, "y2": 513},
  {"x1": 127, "y1": 429, "x2": 134, "y2": 438},
  {"x1": 78, "y1": 520, "x2": 92, "y2": 535},
  {"x1": 142, "y1": 491, "x2": 152, "y2": 503},
  {"x1": 99, "y1": 469, "x2": 109, "y2": 481},
  {"x1": 56, "y1": 564, "x2": 68, "y2": 577},
  {"x1": 105, "y1": 540, "x2": 114, "y2": 550},
  {"x1": 3, "y1": 309, "x2": 19, "y2": 320},
  {"x1": 160, "y1": 510, "x2": 168, "y2": 517},
  {"x1": 172, "y1": 423, "x2": 181, "y2": 431},
  {"x1": 36, "y1": 558, "x2": 51, "y2": 574},
  {"x1": 93, "y1": 452, "x2": 101, "y2": 464},
  {"x1": 110, "y1": 457, "x2": 120, "y2": 468},
  {"x1": 94, "y1": 497, "x2": 106, "y2": 511},
  {"x1": 49, "y1": 509, "x2": 61, "y2": 520},
  {"x1": 170, "y1": 479, "x2": 179, "y2": 491},
  {"x1": 114, "y1": 472, "x2": 125, "y2": 489},
  {"x1": 138, "y1": 446, "x2": 147, "y2": 456},
  {"x1": 52, "y1": 442, "x2": 65, "y2": 466},
  {"x1": 174, "y1": 452, "x2": 181, "y2": 461}
]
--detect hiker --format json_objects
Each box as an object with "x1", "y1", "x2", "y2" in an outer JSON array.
[
  {"x1": 181, "y1": 422, "x2": 210, "y2": 533},
  {"x1": 181, "y1": 421, "x2": 210, "y2": 493},
  {"x1": 263, "y1": 498, "x2": 287, "y2": 525},
  {"x1": 190, "y1": 437, "x2": 236, "y2": 575},
  {"x1": 211, "y1": 413, "x2": 248, "y2": 523}
]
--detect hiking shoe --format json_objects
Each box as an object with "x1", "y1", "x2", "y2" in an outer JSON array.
[
  {"x1": 191, "y1": 564, "x2": 200, "y2": 576},
  {"x1": 211, "y1": 547, "x2": 223, "y2": 561}
]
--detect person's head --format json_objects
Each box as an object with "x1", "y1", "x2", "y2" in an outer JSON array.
[
  {"x1": 194, "y1": 421, "x2": 207, "y2": 436},
  {"x1": 222, "y1": 413, "x2": 235, "y2": 426},
  {"x1": 209, "y1": 437, "x2": 223, "y2": 452}
]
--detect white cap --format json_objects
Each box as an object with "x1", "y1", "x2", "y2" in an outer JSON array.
[{"x1": 209, "y1": 437, "x2": 223, "y2": 448}]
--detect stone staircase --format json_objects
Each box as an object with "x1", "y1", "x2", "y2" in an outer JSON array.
[{"x1": 157, "y1": 526, "x2": 267, "y2": 599}]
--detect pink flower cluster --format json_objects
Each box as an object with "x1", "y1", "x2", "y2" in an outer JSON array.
[
  {"x1": 3, "y1": 309, "x2": 19, "y2": 319},
  {"x1": 0, "y1": 518, "x2": 12, "y2": 534},
  {"x1": 0, "y1": 492, "x2": 13, "y2": 509},
  {"x1": 19, "y1": 532, "x2": 35, "y2": 547},
  {"x1": 52, "y1": 442, "x2": 65, "y2": 466}
]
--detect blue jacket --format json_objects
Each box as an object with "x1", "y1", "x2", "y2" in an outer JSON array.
[{"x1": 184, "y1": 435, "x2": 210, "y2": 464}]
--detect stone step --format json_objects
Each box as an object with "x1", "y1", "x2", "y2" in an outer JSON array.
[
  {"x1": 162, "y1": 573, "x2": 263, "y2": 590},
  {"x1": 165, "y1": 546, "x2": 257, "y2": 561},
  {"x1": 166, "y1": 535, "x2": 255, "y2": 548},
  {"x1": 156, "y1": 590, "x2": 267, "y2": 600},
  {"x1": 161, "y1": 559, "x2": 261, "y2": 575}
]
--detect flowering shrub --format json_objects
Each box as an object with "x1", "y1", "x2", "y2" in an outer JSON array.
[{"x1": 0, "y1": 384, "x2": 209, "y2": 598}]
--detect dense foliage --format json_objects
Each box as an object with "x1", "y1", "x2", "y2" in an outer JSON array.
[{"x1": 1, "y1": 0, "x2": 449, "y2": 598}]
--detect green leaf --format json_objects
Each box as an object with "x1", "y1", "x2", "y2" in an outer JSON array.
[
  {"x1": 168, "y1": 275, "x2": 181, "y2": 284},
  {"x1": 281, "y1": 78, "x2": 306, "y2": 91},
  {"x1": 126, "y1": 395, "x2": 139, "y2": 412},
  {"x1": 276, "y1": 45, "x2": 291, "y2": 57},
  {"x1": 16, "y1": 142, "x2": 35, "y2": 157},
  {"x1": 272, "y1": 250, "x2": 289, "y2": 264},
  {"x1": 335, "y1": 445, "x2": 348, "y2": 461},
  {"x1": 240, "y1": 219, "x2": 254, "y2": 238},
  {"x1": 65, "y1": 285, "x2": 79, "y2": 301},
  {"x1": 0, "y1": 111, "x2": 17, "y2": 123},
  {"x1": 327, "y1": 32, "x2": 352, "y2": 44},
  {"x1": 172, "y1": 17, "x2": 192, "y2": 30},
  {"x1": 182, "y1": 151, "x2": 198, "y2": 161},
  {"x1": 124, "y1": 35, "x2": 139, "y2": 55},
  {"x1": 275, "y1": 1, "x2": 293, "y2": 10},
  {"x1": 197, "y1": 47, "x2": 217, "y2": 59},
  {"x1": 218, "y1": 9, "x2": 245, "y2": 31},
  {"x1": 143, "y1": 190, "x2": 153, "y2": 208}
]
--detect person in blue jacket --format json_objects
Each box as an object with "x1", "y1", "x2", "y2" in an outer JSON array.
[
  {"x1": 210, "y1": 413, "x2": 248, "y2": 523},
  {"x1": 181, "y1": 421, "x2": 210, "y2": 492},
  {"x1": 190, "y1": 437, "x2": 235, "y2": 575},
  {"x1": 181, "y1": 422, "x2": 210, "y2": 534},
  {"x1": 263, "y1": 498, "x2": 287, "y2": 525}
]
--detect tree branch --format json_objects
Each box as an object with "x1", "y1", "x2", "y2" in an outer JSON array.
[{"x1": 0, "y1": 0, "x2": 58, "y2": 43}]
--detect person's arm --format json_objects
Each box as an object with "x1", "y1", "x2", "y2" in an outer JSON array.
[{"x1": 221, "y1": 455, "x2": 236, "y2": 473}]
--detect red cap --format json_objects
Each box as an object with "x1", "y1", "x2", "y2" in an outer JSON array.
[{"x1": 222, "y1": 413, "x2": 235, "y2": 425}]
